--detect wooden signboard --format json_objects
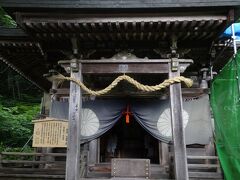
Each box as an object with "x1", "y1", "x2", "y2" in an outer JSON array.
[{"x1": 32, "y1": 118, "x2": 68, "y2": 147}]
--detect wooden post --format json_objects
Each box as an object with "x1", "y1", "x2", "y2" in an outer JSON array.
[
  {"x1": 45, "y1": 79, "x2": 58, "y2": 161},
  {"x1": 159, "y1": 141, "x2": 169, "y2": 166},
  {"x1": 168, "y1": 60, "x2": 189, "y2": 180},
  {"x1": 88, "y1": 139, "x2": 99, "y2": 165},
  {"x1": 66, "y1": 62, "x2": 82, "y2": 180}
]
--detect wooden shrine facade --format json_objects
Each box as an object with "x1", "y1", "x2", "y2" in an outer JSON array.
[
  {"x1": 1, "y1": 1, "x2": 240, "y2": 179},
  {"x1": 58, "y1": 58, "x2": 192, "y2": 180}
]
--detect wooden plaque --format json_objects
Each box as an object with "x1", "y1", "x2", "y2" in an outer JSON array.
[{"x1": 32, "y1": 118, "x2": 68, "y2": 147}]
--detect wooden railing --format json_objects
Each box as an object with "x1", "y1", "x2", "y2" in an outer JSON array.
[
  {"x1": 0, "y1": 152, "x2": 66, "y2": 179},
  {"x1": 0, "y1": 151, "x2": 88, "y2": 179}
]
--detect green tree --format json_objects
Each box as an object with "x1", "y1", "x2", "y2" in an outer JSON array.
[
  {"x1": 0, "y1": 7, "x2": 16, "y2": 27},
  {"x1": 0, "y1": 97, "x2": 40, "y2": 147}
]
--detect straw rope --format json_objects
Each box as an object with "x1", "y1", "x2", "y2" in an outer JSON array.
[{"x1": 53, "y1": 74, "x2": 193, "y2": 96}]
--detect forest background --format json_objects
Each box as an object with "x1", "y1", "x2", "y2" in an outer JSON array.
[{"x1": 0, "y1": 7, "x2": 42, "y2": 152}]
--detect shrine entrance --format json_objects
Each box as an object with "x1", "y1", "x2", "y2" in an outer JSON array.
[{"x1": 100, "y1": 116, "x2": 159, "y2": 164}]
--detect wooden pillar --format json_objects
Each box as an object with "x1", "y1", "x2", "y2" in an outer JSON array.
[
  {"x1": 88, "y1": 139, "x2": 99, "y2": 165},
  {"x1": 66, "y1": 62, "x2": 82, "y2": 180},
  {"x1": 168, "y1": 60, "x2": 189, "y2": 180},
  {"x1": 45, "y1": 79, "x2": 58, "y2": 159},
  {"x1": 159, "y1": 141, "x2": 169, "y2": 166}
]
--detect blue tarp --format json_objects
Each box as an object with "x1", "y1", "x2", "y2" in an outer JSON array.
[{"x1": 222, "y1": 23, "x2": 240, "y2": 39}]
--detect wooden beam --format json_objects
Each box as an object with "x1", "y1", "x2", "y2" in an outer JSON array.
[
  {"x1": 0, "y1": 174, "x2": 65, "y2": 179},
  {"x1": 0, "y1": 27, "x2": 28, "y2": 38},
  {"x1": 54, "y1": 88, "x2": 208, "y2": 97},
  {"x1": 82, "y1": 63, "x2": 170, "y2": 74},
  {"x1": 17, "y1": 12, "x2": 228, "y2": 24},
  {"x1": 168, "y1": 61, "x2": 188, "y2": 180},
  {"x1": 59, "y1": 59, "x2": 192, "y2": 74},
  {"x1": 2, "y1": 0, "x2": 240, "y2": 9},
  {"x1": 1, "y1": 152, "x2": 66, "y2": 156},
  {"x1": 189, "y1": 172, "x2": 223, "y2": 179},
  {"x1": 66, "y1": 62, "x2": 82, "y2": 180},
  {"x1": 60, "y1": 58, "x2": 192, "y2": 64}
]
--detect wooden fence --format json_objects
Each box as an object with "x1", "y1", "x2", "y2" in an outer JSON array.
[
  {"x1": 0, "y1": 152, "x2": 87, "y2": 179},
  {"x1": 0, "y1": 152, "x2": 66, "y2": 179}
]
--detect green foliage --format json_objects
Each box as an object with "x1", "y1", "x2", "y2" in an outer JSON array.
[
  {"x1": 0, "y1": 56, "x2": 42, "y2": 151},
  {"x1": 0, "y1": 96, "x2": 40, "y2": 147},
  {"x1": 0, "y1": 7, "x2": 17, "y2": 27},
  {"x1": 0, "y1": 143, "x2": 34, "y2": 160}
]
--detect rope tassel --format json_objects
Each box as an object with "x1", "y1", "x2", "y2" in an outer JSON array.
[{"x1": 52, "y1": 74, "x2": 193, "y2": 96}]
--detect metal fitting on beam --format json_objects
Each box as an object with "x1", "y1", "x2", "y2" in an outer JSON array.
[
  {"x1": 70, "y1": 59, "x2": 79, "y2": 72},
  {"x1": 171, "y1": 58, "x2": 179, "y2": 72}
]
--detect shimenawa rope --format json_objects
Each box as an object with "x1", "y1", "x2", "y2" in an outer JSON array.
[{"x1": 52, "y1": 74, "x2": 193, "y2": 96}]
